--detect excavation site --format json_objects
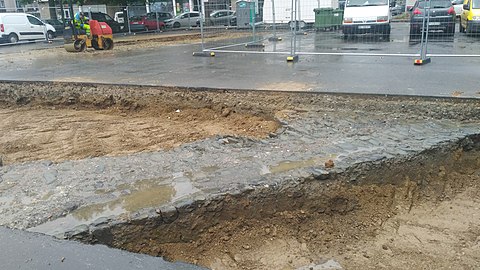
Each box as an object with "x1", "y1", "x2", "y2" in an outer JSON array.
[{"x1": 0, "y1": 81, "x2": 479, "y2": 270}]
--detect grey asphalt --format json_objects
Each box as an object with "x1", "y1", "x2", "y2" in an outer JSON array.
[
  {"x1": 0, "y1": 226, "x2": 206, "y2": 270},
  {"x1": 0, "y1": 22, "x2": 479, "y2": 98}
]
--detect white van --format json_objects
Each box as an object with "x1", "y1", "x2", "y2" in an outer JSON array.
[
  {"x1": 114, "y1": 11, "x2": 125, "y2": 24},
  {"x1": 0, "y1": 13, "x2": 56, "y2": 43},
  {"x1": 342, "y1": 0, "x2": 394, "y2": 38},
  {"x1": 263, "y1": 0, "x2": 335, "y2": 26}
]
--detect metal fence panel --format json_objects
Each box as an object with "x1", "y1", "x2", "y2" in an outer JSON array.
[
  {"x1": 1, "y1": 1, "x2": 479, "y2": 60},
  {"x1": 197, "y1": 0, "x2": 480, "y2": 60}
]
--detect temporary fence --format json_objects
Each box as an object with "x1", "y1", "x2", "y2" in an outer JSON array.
[
  {"x1": 193, "y1": 0, "x2": 480, "y2": 64},
  {"x1": 1, "y1": 1, "x2": 479, "y2": 63}
]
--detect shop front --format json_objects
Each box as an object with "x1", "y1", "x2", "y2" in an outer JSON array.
[{"x1": 150, "y1": 0, "x2": 195, "y2": 16}]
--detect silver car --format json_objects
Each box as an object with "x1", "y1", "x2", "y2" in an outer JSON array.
[
  {"x1": 165, "y1": 12, "x2": 201, "y2": 28},
  {"x1": 209, "y1": 10, "x2": 235, "y2": 26}
]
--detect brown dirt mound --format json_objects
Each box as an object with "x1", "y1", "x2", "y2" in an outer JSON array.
[{"x1": 0, "y1": 103, "x2": 279, "y2": 165}]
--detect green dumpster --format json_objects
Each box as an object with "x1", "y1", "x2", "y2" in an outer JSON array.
[
  {"x1": 314, "y1": 8, "x2": 333, "y2": 30},
  {"x1": 331, "y1": 9, "x2": 344, "y2": 27},
  {"x1": 314, "y1": 8, "x2": 343, "y2": 31}
]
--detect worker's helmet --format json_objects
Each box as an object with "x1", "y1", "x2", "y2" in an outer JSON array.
[{"x1": 74, "y1": 12, "x2": 83, "y2": 20}]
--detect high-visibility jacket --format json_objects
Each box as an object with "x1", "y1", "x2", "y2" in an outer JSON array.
[{"x1": 74, "y1": 12, "x2": 89, "y2": 30}]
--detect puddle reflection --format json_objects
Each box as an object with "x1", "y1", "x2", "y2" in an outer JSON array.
[{"x1": 29, "y1": 176, "x2": 201, "y2": 235}]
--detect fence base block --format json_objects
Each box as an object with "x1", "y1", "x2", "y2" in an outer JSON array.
[
  {"x1": 414, "y1": 58, "x2": 431, "y2": 65},
  {"x1": 286, "y1": 55, "x2": 299, "y2": 62},
  {"x1": 193, "y1": 51, "x2": 215, "y2": 57},
  {"x1": 268, "y1": 37, "x2": 282, "y2": 42},
  {"x1": 245, "y1": 43, "x2": 265, "y2": 49}
]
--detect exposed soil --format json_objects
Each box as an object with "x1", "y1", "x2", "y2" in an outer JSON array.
[
  {"x1": 1, "y1": 81, "x2": 480, "y2": 270},
  {"x1": 0, "y1": 101, "x2": 279, "y2": 165},
  {"x1": 107, "y1": 139, "x2": 480, "y2": 270},
  {"x1": 1, "y1": 81, "x2": 478, "y2": 165}
]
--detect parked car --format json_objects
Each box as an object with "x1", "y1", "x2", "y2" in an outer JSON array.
[
  {"x1": 129, "y1": 13, "x2": 168, "y2": 31},
  {"x1": 145, "y1": 12, "x2": 173, "y2": 23},
  {"x1": 143, "y1": 12, "x2": 171, "y2": 30},
  {"x1": 129, "y1": 15, "x2": 148, "y2": 31},
  {"x1": 409, "y1": 0, "x2": 456, "y2": 40},
  {"x1": 164, "y1": 12, "x2": 201, "y2": 28},
  {"x1": 390, "y1": 5, "x2": 405, "y2": 16},
  {"x1": 0, "y1": 13, "x2": 56, "y2": 43},
  {"x1": 452, "y1": 0, "x2": 464, "y2": 16},
  {"x1": 229, "y1": 14, "x2": 262, "y2": 27},
  {"x1": 89, "y1": 12, "x2": 122, "y2": 33},
  {"x1": 459, "y1": 0, "x2": 480, "y2": 34},
  {"x1": 209, "y1": 10, "x2": 235, "y2": 26},
  {"x1": 44, "y1": 19, "x2": 64, "y2": 36}
]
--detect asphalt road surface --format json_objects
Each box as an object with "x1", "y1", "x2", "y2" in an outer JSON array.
[
  {"x1": 0, "y1": 226, "x2": 207, "y2": 270},
  {"x1": 0, "y1": 23, "x2": 478, "y2": 97}
]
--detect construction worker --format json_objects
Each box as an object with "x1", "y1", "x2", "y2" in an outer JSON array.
[{"x1": 74, "y1": 12, "x2": 90, "y2": 36}]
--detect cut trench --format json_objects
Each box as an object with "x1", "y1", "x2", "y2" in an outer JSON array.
[
  {"x1": 2, "y1": 81, "x2": 480, "y2": 269},
  {"x1": 66, "y1": 135, "x2": 480, "y2": 270}
]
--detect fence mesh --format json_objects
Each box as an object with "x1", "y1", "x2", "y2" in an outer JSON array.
[{"x1": 198, "y1": 0, "x2": 480, "y2": 58}]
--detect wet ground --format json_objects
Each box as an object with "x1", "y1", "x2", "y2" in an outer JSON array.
[
  {"x1": 0, "y1": 30, "x2": 480, "y2": 269},
  {"x1": 0, "y1": 81, "x2": 479, "y2": 269},
  {"x1": 0, "y1": 23, "x2": 479, "y2": 98}
]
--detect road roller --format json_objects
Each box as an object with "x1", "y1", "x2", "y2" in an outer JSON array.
[{"x1": 64, "y1": 19, "x2": 114, "y2": 52}]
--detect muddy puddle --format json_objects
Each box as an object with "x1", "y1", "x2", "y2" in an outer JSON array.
[
  {"x1": 65, "y1": 135, "x2": 480, "y2": 270},
  {"x1": 30, "y1": 176, "x2": 204, "y2": 236}
]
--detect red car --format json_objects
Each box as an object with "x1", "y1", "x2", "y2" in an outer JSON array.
[{"x1": 129, "y1": 12, "x2": 172, "y2": 31}]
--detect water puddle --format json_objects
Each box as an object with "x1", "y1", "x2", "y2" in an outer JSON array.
[{"x1": 29, "y1": 176, "x2": 202, "y2": 236}]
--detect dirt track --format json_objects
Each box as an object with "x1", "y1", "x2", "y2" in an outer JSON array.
[{"x1": 1, "y1": 81, "x2": 480, "y2": 270}]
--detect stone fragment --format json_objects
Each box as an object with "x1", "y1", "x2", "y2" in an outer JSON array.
[
  {"x1": 43, "y1": 171, "x2": 57, "y2": 184},
  {"x1": 325, "y1": 159, "x2": 335, "y2": 168},
  {"x1": 311, "y1": 168, "x2": 330, "y2": 180},
  {"x1": 221, "y1": 108, "x2": 232, "y2": 117}
]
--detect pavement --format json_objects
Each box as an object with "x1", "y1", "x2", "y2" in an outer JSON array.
[{"x1": 0, "y1": 226, "x2": 206, "y2": 270}]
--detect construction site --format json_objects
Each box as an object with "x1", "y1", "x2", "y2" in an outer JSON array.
[{"x1": 0, "y1": 16, "x2": 480, "y2": 269}]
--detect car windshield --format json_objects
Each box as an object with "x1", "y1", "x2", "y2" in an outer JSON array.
[
  {"x1": 346, "y1": 0, "x2": 388, "y2": 7},
  {"x1": 417, "y1": 0, "x2": 451, "y2": 8},
  {"x1": 130, "y1": 16, "x2": 142, "y2": 22},
  {"x1": 474, "y1": 0, "x2": 480, "y2": 8},
  {"x1": 175, "y1": 13, "x2": 191, "y2": 19}
]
